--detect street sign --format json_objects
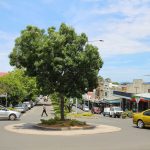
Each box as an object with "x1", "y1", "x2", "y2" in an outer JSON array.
[
  {"x1": 135, "y1": 97, "x2": 140, "y2": 113},
  {"x1": 135, "y1": 97, "x2": 140, "y2": 103}
]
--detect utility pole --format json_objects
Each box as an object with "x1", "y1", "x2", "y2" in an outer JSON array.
[{"x1": 134, "y1": 87, "x2": 139, "y2": 94}]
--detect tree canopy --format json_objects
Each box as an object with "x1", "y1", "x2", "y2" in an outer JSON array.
[
  {"x1": 9, "y1": 23, "x2": 103, "y2": 119},
  {"x1": 0, "y1": 69, "x2": 38, "y2": 106}
]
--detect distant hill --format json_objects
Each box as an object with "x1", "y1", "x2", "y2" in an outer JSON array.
[
  {"x1": 120, "y1": 82, "x2": 132, "y2": 85},
  {"x1": 120, "y1": 81, "x2": 150, "y2": 85},
  {"x1": 144, "y1": 82, "x2": 150, "y2": 84}
]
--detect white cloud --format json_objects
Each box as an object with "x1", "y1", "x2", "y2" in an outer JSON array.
[{"x1": 68, "y1": 0, "x2": 150, "y2": 57}]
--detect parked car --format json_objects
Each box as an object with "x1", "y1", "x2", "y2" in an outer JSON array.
[
  {"x1": 109, "y1": 107, "x2": 123, "y2": 118},
  {"x1": 103, "y1": 107, "x2": 111, "y2": 116},
  {"x1": 91, "y1": 106, "x2": 101, "y2": 114},
  {"x1": 14, "y1": 103, "x2": 27, "y2": 113},
  {"x1": 22, "y1": 103, "x2": 29, "y2": 111},
  {"x1": 91, "y1": 102, "x2": 101, "y2": 114},
  {"x1": 77, "y1": 103, "x2": 83, "y2": 109},
  {"x1": 82, "y1": 105, "x2": 89, "y2": 112},
  {"x1": 23, "y1": 101, "x2": 31, "y2": 109},
  {"x1": 133, "y1": 109, "x2": 150, "y2": 128},
  {"x1": 0, "y1": 105, "x2": 21, "y2": 120}
]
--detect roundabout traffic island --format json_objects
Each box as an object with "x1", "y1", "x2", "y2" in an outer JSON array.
[{"x1": 4, "y1": 118, "x2": 122, "y2": 136}]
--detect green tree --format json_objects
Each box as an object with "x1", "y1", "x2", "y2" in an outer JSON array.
[
  {"x1": 0, "y1": 71, "x2": 26, "y2": 105},
  {"x1": 112, "y1": 82, "x2": 119, "y2": 85},
  {"x1": 0, "y1": 69, "x2": 38, "y2": 105},
  {"x1": 9, "y1": 23, "x2": 103, "y2": 120}
]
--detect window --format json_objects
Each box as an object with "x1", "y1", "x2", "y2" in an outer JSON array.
[{"x1": 143, "y1": 110, "x2": 150, "y2": 116}]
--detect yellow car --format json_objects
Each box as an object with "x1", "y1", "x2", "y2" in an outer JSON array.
[{"x1": 133, "y1": 109, "x2": 150, "y2": 128}]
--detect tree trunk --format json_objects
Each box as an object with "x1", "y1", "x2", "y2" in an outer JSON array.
[{"x1": 60, "y1": 95, "x2": 65, "y2": 120}]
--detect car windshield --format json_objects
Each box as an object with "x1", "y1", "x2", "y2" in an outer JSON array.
[
  {"x1": 22, "y1": 104, "x2": 27, "y2": 107},
  {"x1": 84, "y1": 105, "x2": 88, "y2": 108},
  {"x1": 114, "y1": 107, "x2": 122, "y2": 111},
  {"x1": 15, "y1": 104, "x2": 22, "y2": 107},
  {"x1": 93, "y1": 103, "x2": 100, "y2": 107}
]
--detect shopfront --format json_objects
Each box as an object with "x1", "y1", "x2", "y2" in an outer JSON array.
[{"x1": 113, "y1": 91, "x2": 150, "y2": 112}]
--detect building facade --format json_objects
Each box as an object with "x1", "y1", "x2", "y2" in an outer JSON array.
[{"x1": 114, "y1": 79, "x2": 150, "y2": 112}]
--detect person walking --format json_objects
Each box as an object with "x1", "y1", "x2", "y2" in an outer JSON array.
[{"x1": 41, "y1": 104, "x2": 48, "y2": 117}]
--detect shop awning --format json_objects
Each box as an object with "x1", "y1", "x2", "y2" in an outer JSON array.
[
  {"x1": 134, "y1": 93, "x2": 150, "y2": 101},
  {"x1": 105, "y1": 99, "x2": 121, "y2": 104},
  {"x1": 104, "y1": 99, "x2": 121, "y2": 104}
]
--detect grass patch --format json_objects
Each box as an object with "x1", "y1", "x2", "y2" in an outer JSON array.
[
  {"x1": 67, "y1": 112, "x2": 94, "y2": 118},
  {"x1": 7, "y1": 107, "x2": 15, "y2": 111}
]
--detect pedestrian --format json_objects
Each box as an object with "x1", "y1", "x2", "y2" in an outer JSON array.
[{"x1": 41, "y1": 104, "x2": 48, "y2": 117}]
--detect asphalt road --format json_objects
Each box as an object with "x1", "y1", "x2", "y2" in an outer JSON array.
[{"x1": 0, "y1": 104, "x2": 150, "y2": 150}]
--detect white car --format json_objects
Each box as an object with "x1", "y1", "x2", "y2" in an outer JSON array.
[
  {"x1": 0, "y1": 105, "x2": 21, "y2": 120},
  {"x1": 109, "y1": 107, "x2": 123, "y2": 118},
  {"x1": 83, "y1": 105, "x2": 89, "y2": 112}
]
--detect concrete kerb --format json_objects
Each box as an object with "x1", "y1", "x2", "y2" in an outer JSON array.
[
  {"x1": 4, "y1": 123, "x2": 121, "y2": 136},
  {"x1": 34, "y1": 123, "x2": 96, "y2": 131}
]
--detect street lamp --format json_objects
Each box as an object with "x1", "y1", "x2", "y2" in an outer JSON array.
[{"x1": 88, "y1": 40, "x2": 104, "y2": 43}]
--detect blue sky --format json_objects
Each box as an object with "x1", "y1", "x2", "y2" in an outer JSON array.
[{"x1": 0, "y1": 0, "x2": 150, "y2": 82}]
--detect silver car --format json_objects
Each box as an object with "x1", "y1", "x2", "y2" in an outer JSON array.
[
  {"x1": 23, "y1": 101, "x2": 31, "y2": 109},
  {"x1": 0, "y1": 105, "x2": 21, "y2": 120},
  {"x1": 14, "y1": 103, "x2": 27, "y2": 113},
  {"x1": 82, "y1": 105, "x2": 89, "y2": 112}
]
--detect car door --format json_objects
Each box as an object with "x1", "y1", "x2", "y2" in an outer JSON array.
[
  {"x1": 0, "y1": 107, "x2": 7, "y2": 119},
  {"x1": 142, "y1": 110, "x2": 150, "y2": 126},
  {"x1": 0, "y1": 106, "x2": 3, "y2": 118},
  {"x1": 110, "y1": 107, "x2": 114, "y2": 116}
]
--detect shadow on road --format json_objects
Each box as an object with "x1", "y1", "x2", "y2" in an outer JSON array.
[{"x1": 132, "y1": 125, "x2": 150, "y2": 130}]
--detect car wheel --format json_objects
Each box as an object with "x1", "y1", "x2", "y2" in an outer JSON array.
[
  {"x1": 118, "y1": 115, "x2": 120, "y2": 118},
  {"x1": 9, "y1": 114, "x2": 16, "y2": 121},
  {"x1": 112, "y1": 114, "x2": 116, "y2": 118},
  {"x1": 137, "y1": 120, "x2": 144, "y2": 129}
]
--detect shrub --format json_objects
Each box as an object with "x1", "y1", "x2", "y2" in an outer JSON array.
[
  {"x1": 121, "y1": 112, "x2": 127, "y2": 119},
  {"x1": 121, "y1": 111, "x2": 133, "y2": 119},
  {"x1": 127, "y1": 111, "x2": 133, "y2": 118},
  {"x1": 70, "y1": 119, "x2": 86, "y2": 126},
  {"x1": 40, "y1": 118, "x2": 86, "y2": 127}
]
